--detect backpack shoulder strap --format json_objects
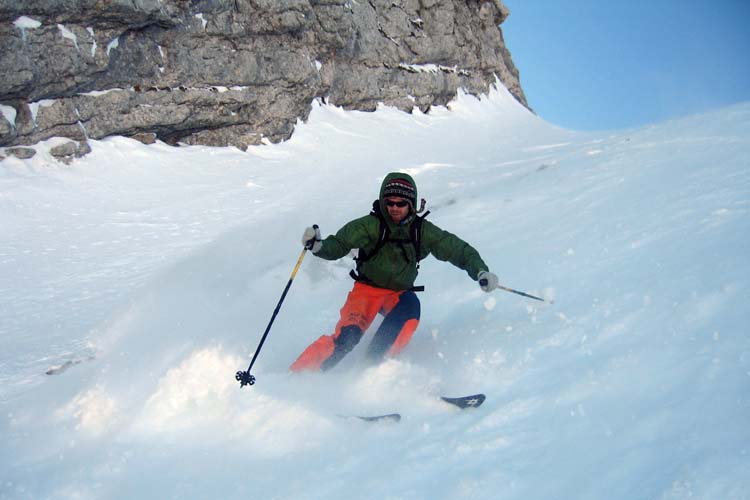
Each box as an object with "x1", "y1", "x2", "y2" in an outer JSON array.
[
  {"x1": 356, "y1": 200, "x2": 390, "y2": 264},
  {"x1": 350, "y1": 205, "x2": 430, "y2": 289},
  {"x1": 412, "y1": 210, "x2": 430, "y2": 267}
]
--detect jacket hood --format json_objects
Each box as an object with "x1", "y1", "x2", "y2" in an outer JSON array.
[
  {"x1": 378, "y1": 172, "x2": 419, "y2": 204},
  {"x1": 379, "y1": 172, "x2": 418, "y2": 223}
]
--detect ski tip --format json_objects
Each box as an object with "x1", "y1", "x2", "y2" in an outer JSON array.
[
  {"x1": 338, "y1": 413, "x2": 402, "y2": 423},
  {"x1": 440, "y1": 393, "x2": 486, "y2": 409},
  {"x1": 45, "y1": 355, "x2": 96, "y2": 376},
  {"x1": 357, "y1": 413, "x2": 402, "y2": 423}
]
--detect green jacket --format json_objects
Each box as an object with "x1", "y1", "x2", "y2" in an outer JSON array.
[{"x1": 315, "y1": 172, "x2": 489, "y2": 291}]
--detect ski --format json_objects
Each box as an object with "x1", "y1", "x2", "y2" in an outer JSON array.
[
  {"x1": 45, "y1": 355, "x2": 96, "y2": 375},
  {"x1": 356, "y1": 413, "x2": 402, "y2": 423},
  {"x1": 440, "y1": 393, "x2": 486, "y2": 409},
  {"x1": 340, "y1": 413, "x2": 401, "y2": 423},
  {"x1": 340, "y1": 394, "x2": 485, "y2": 423}
]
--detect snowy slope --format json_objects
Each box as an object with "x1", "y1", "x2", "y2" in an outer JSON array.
[{"x1": 1, "y1": 85, "x2": 749, "y2": 500}]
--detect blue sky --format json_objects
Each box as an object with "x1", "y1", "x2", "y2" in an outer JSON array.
[{"x1": 502, "y1": 0, "x2": 750, "y2": 131}]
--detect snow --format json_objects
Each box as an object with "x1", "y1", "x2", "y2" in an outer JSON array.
[
  {"x1": 0, "y1": 104, "x2": 16, "y2": 127},
  {"x1": 13, "y1": 16, "x2": 41, "y2": 43},
  {"x1": 86, "y1": 27, "x2": 97, "y2": 57},
  {"x1": 13, "y1": 16, "x2": 41, "y2": 30},
  {"x1": 213, "y1": 86, "x2": 250, "y2": 93},
  {"x1": 195, "y1": 13, "x2": 208, "y2": 29},
  {"x1": 1, "y1": 83, "x2": 749, "y2": 499},
  {"x1": 28, "y1": 99, "x2": 56, "y2": 126},
  {"x1": 57, "y1": 24, "x2": 80, "y2": 52},
  {"x1": 106, "y1": 37, "x2": 119, "y2": 56},
  {"x1": 399, "y1": 63, "x2": 470, "y2": 76},
  {"x1": 78, "y1": 88, "x2": 125, "y2": 97}
]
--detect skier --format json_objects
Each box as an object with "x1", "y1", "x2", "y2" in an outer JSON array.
[{"x1": 290, "y1": 172, "x2": 499, "y2": 372}]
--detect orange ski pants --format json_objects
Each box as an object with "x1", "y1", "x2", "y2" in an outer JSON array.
[{"x1": 290, "y1": 282, "x2": 420, "y2": 372}]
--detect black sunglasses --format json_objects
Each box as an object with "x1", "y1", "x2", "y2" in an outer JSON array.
[{"x1": 385, "y1": 200, "x2": 409, "y2": 207}]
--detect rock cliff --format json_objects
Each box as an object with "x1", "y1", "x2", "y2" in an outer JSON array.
[{"x1": 0, "y1": 0, "x2": 526, "y2": 151}]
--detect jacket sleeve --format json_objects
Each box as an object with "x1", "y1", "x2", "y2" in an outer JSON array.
[
  {"x1": 421, "y1": 220, "x2": 489, "y2": 280},
  {"x1": 314, "y1": 215, "x2": 378, "y2": 261}
]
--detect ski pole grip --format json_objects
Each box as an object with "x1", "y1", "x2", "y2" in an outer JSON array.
[{"x1": 304, "y1": 224, "x2": 320, "y2": 250}]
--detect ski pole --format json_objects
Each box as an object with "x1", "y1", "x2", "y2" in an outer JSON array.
[
  {"x1": 236, "y1": 226, "x2": 316, "y2": 387},
  {"x1": 480, "y1": 279, "x2": 553, "y2": 304}
]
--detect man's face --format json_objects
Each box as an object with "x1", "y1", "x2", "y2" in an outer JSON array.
[{"x1": 384, "y1": 196, "x2": 410, "y2": 224}]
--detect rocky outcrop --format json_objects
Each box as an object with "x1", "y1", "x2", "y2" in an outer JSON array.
[{"x1": 0, "y1": 0, "x2": 526, "y2": 150}]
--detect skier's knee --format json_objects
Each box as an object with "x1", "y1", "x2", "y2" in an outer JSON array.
[
  {"x1": 396, "y1": 291, "x2": 420, "y2": 320},
  {"x1": 321, "y1": 325, "x2": 363, "y2": 371},
  {"x1": 334, "y1": 325, "x2": 363, "y2": 353}
]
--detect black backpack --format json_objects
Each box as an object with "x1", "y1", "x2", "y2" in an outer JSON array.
[{"x1": 349, "y1": 200, "x2": 430, "y2": 291}]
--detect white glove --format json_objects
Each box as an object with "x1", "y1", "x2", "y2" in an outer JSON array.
[
  {"x1": 477, "y1": 271, "x2": 499, "y2": 292},
  {"x1": 302, "y1": 225, "x2": 322, "y2": 253}
]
